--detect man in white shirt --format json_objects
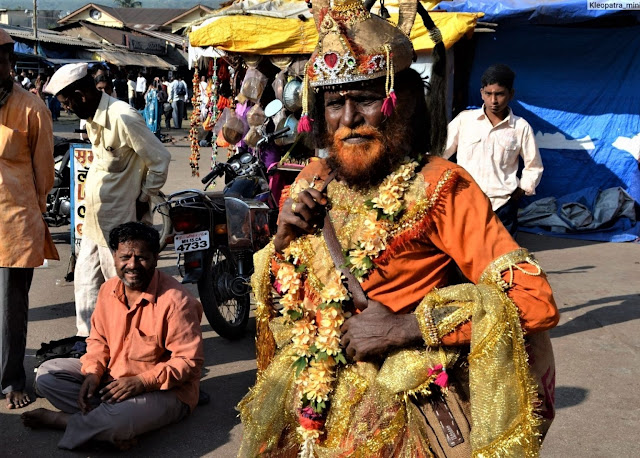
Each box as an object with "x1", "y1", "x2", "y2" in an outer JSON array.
[
  {"x1": 443, "y1": 64, "x2": 543, "y2": 235},
  {"x1": 45, "y1": 63, "x2": 171, "y2": 337},
  {"x1": 169, "y1": 75, "x2": 187, "y2": 129},
  {"x1": 135, "y1": 71, "x2": 147, "y2": 109},
  {"x1": 127, "y1": 73, "x2": 136, "y2": 107}
]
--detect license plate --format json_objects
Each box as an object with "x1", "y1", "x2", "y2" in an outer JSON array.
[{"x1": 174, "y1": 231, "x2": 210, "y2": 253}]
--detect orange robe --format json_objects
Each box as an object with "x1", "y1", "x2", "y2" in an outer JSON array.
[
  {"x1": 287, "y1": 156, "x2": 559, "y2": 344},
  {"x1": 0, "y1": 83, "x2": 58, "y2": 267}
]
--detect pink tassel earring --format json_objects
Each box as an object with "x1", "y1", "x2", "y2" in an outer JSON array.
[
  {"x1": 298, "y1": 114, "x2": 312, "y2": 133},
  {"x1": 381, "y1": 89, "x2": 396, "y2": 116},
  {"x1": 381, "y1": 44, "x2": 396, "y2": 117},
  {"x1": 298, "y1": 69, "x2": 313, "y2": 133}
]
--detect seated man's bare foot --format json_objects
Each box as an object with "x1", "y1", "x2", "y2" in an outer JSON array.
[
  {"x1": 21, "y1": 408, "x2": 69, "y2": 430},
  {"x1": 5, "y1": 390, "x2": 32, "y2": 409}
]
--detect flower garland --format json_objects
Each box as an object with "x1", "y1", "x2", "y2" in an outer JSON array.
[
  {"x1": 209, "y1": 57, "x2": 219, "y2": 171},
  {"x1": 275, "y1": 160, "x2": 419, "y2": 456},
  {"x1": 189, "y1": 69, "x2": 201, "y2": 177}
]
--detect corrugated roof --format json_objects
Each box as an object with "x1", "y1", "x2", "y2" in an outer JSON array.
[
  {"x1": 1, "y1": 25, "x2": 102, "y2": 48},
  {"x1": 79, "y1": 21, "x2": 128, "y2": 46},
  {"x1": 163, "y1": 5, "x2": 215, "y2": 27},
  {"x1": 100, "y1": 5, "x2": 188, "y2": 27},
  {"x1": 58, "y1": 3, "x2": 198, "y2": 30},
  {"x1": 74, "y1": 4, "x2": 189, "y2": 30},
  {"x1": 96, "y1": 49, "x2": 176, "y2": 70},
  {"x1": 133, "y1": 28, "x2": 188, "y2": 48},
  {"x1": 58, "y1": 22, "x2": 189, "y2": 53}
]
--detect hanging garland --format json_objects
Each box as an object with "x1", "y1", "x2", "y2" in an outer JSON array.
[
  {"x1": 209, "y1": 57, "x2": 219, "y2": 172},
  {"x1": 189, "y1": 68, "x2": 201, "y2": 177}
]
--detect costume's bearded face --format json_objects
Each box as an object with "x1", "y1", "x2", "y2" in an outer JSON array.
[{"x1": 326, "y1": 113, "x2": 411, "y2": 189}]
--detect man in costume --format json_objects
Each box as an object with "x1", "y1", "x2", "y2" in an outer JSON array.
[
  {"x1": 44, "y1": 63, "x2": 171, "y2": 338},
  {"x1": 0, "y1": 29, "x2": 59, "y2": 409},
  {"x1": 240, "y1": 0, "x2": 559, "y2": 457},
  {"x1": 22, "y1": 223, "x2": 203, "y2": 450},
  {"x1": 444, "y1": 64, "x2": 543, "y2": 235}
]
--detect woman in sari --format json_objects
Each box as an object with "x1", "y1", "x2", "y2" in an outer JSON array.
[{"x1": 143, "y1": 81, "x2": 161, "y2": 138}]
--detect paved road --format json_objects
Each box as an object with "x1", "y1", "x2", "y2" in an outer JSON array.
[{"x1": 2, "y1": 111, "x2": 639, "y2": 456}]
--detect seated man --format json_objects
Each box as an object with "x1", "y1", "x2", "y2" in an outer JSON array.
[{"x1": 22, "y1": 222, "x2": 203, "y2": 450}]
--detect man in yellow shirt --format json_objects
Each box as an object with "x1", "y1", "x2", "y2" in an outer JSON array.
[
  {"x1": 0, "y1": 29, "x2": 58, "y2": 409},
  {"x1": 44, "y1": 63, "x2": 171, "y2": 337}
]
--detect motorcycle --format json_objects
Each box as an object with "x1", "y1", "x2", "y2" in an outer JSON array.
[
  {"x1": 44, "y1": 136, "x2": 75, "y2": 227},
  {"x1": 157, "y1": 126, "x2": 294, "y2": 339}
]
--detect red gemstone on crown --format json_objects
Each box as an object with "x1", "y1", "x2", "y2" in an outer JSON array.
[{"x1": 324, "y1": 53, "x2": 338, "y2": 68}]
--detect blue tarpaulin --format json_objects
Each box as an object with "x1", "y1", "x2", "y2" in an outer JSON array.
[
  {"x1": 436, "y1": 0, "x2": 640, "y2": 24},
  {"x1": 13, "y1": 42, "x2": 34, "y2": 54},
  {"x1": 440, "y1": 1, "x2": 640, "y2": 241}
]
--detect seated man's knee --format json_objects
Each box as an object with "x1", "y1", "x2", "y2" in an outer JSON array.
[
  {"x1": 35, "y1": 359, "x2": 80, "y2": 392},
  {"x1": 35, "y1": 360, "x2": 62, "y2": 394}
]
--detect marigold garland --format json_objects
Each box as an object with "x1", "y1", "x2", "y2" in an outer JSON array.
[{"x1": 275, "y1": 160, "x2": 419, "y2": 455}]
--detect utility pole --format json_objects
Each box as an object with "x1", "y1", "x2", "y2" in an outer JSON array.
[{"x1": 32, "y1": 0, "x2": 38, "y2": 55}]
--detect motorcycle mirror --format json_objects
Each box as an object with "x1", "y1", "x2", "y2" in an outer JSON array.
[{"x1": 264, "y1": 99, "x2": 284, "y2": 119}]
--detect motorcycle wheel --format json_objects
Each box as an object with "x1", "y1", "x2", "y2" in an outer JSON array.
[
  {"x1": 198, "y1": 246, "x2": 250, "y2": 340},
  {"x1": 149, "y1": 191, "x2": 173, "y2": 251}
]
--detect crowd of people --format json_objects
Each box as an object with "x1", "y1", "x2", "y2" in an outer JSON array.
[
  {"x1": 1, "y1": 0, "x2": 560, "y2": 453},
  {"x1": 11, "y1": 63, "x2": 195, "y2": 141}
]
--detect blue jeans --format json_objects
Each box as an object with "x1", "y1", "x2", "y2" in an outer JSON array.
[{"x1": 495, "y1": 199, "x2": 519, "y2": 236}]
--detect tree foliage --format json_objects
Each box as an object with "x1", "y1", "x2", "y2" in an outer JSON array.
[{"x1": 113, "y1": 0, "x2": 143, "y2": 7}]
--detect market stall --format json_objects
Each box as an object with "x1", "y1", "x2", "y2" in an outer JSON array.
[{"x1": 186, "y1": 0, "x2": 482, "y2": 194}]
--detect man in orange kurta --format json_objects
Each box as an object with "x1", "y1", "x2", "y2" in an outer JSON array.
[
  {"x1": 22, "y1": 223, "x2": 203, "y2": 450},
  {"x1": 239, "y1": 1, "x2": 559, "y2": 455},
  {"x1": 0, "y1": 30, "x2": 58, "y2": 410}
]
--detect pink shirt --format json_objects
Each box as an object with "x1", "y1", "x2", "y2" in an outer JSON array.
[{"x1": 81, "y1": 270, "x2": 204, "y2": 411}]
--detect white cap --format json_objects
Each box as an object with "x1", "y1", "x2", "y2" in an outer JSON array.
[{"x1": 44, "y1": 63, "x2": 89, "y2": 96}]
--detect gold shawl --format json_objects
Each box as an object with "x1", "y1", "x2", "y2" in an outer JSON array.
[{"x1": 241, "y1": 247, "x2": 542, "y2": 457}]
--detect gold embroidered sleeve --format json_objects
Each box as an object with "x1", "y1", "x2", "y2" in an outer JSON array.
[
  {"x1": 414, "y1": 286, "x2": 475, "y2": 347},
  {"x1": 479, "y1": 248, "x2": 543, "y2": 291}
]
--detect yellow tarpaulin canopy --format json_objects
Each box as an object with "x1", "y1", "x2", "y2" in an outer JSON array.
[{"x1": 190, "y1": 10, "x2": 482, "y2": 55}]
